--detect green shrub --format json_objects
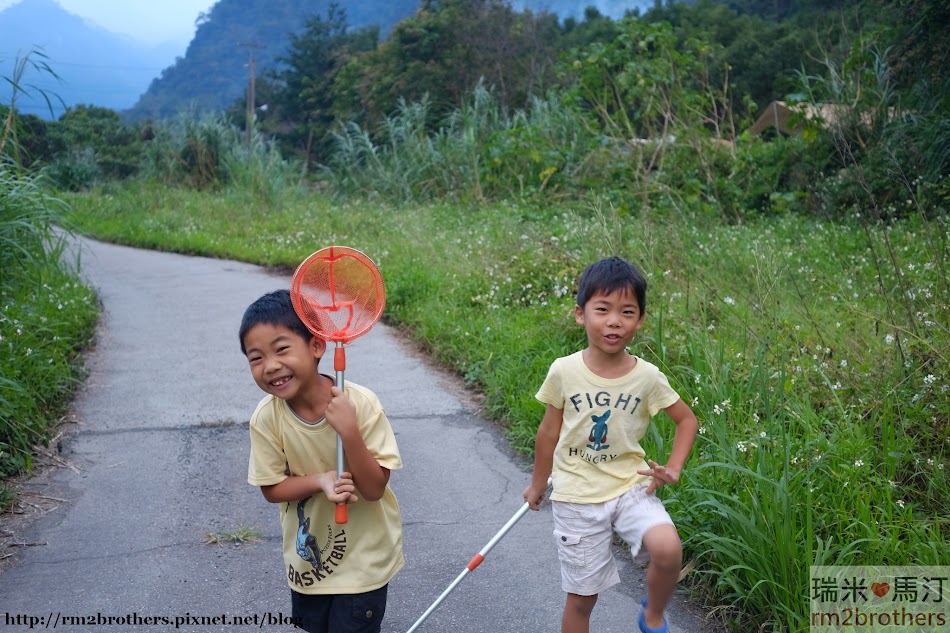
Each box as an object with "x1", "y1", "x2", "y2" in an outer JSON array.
[{"x1": 47, "y1": 146, "x2": 103, "y2": 191}]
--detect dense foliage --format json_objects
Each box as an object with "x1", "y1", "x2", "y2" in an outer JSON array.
[
  {"x1": 256, "y1": 5, "x2": 381, "y2": 169},
  {"x1": 8, "y1": 0, "x2": 946, "y2": 210}
]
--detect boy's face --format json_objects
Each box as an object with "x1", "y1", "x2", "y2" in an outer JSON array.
[
  {"x1": 575, "y1": 287, "x2": 645, "y2": 356},
  {"x1": 242, "y1": 322, "x2": 325, "y2": 402}
]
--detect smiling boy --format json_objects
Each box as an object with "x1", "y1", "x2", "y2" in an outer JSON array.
[
  {"x1": 523, "y1": 257, "x2": 698, "y2": 633},
  {"x1": 240, "y1": 289, "x2": 403, "y2": 633}
]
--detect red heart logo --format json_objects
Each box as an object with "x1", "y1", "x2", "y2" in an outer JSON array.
[{"x1": 871, "y1": 582, "x2": 890, "y2": 597}]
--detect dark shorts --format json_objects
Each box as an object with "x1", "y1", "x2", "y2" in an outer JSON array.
[{"x1": 291, "y1": 584, "x2": 388, "y2": 633}]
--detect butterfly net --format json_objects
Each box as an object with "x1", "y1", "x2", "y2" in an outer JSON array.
[{"x1": 290, "y1": 246, "x2": 386, "y2": 344}]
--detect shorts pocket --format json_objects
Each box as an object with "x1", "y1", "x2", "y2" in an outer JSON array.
[
  {"x1": 344, "y1": 585, "x2": 387, "y2": 633},
  {"x1": 553, "y1": 530, "x2": 587, "y2": 568}
]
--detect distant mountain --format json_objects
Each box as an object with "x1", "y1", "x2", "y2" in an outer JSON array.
[
  {"x1": 0, "y1": 0, "x2": 181, "y2": 119},
  {"x1": 126, "y1": 0, "x2": 420, "y2": 121}
]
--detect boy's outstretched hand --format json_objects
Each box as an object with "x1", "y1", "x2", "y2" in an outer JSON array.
[
  {"x1": 318, "y1": 470, "x2": 358, "y2": 505},
  {"x1": 637, "y1": 459, "x2": 681, "y2": 495}
]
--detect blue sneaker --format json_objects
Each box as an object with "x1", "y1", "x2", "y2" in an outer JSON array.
[{"x1": 638, "y1": 599, "x2": 669, "y2": 633}]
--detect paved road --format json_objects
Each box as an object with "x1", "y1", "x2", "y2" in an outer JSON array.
[{"x1": 0, "y1": 238, "x2": 719, "y2": 632}]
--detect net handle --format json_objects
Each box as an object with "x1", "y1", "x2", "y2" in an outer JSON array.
[
  {"x1": 289, "y1": 246, "x2": 387, "y2": 525},
  {"x1": 334, "y1": 343, "x2": 347, "y2": 525}
]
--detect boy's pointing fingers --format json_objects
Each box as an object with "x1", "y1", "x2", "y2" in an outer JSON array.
[{"x1": 638, "y1": 459, "x2": 680, "y2": 495}]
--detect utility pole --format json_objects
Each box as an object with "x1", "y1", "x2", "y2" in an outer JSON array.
[{"x1": 240, "y1": 42, "x2": 265, "y2": 147}]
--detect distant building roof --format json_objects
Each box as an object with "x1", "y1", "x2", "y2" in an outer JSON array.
[{"x1": 748, "y1": 100, "x2": 846, "y2": 136}]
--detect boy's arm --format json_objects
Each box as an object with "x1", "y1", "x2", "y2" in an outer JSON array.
[
  {"x1": 523, "y1": 404, "x2": 563, "y2": 510},
  {"x1": 325, "y1": 386, "x2": 391, "y2": 502},
  {"x1": 261, "y1": 471, "x2": 356, "y2": 505},
  {"x1": 249, "y1": 410, "x2": 359, "y2": 505},
  {"x1": 638, "y1": 398, "x2": 698, "y2": 495}
]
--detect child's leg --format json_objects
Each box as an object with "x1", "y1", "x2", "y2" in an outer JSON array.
[
  {"x1": 552, "y1": 501, "x2": 618, "y2": 633},
  {"x1": 609, "y1": 485, "x2": 681, "y2": 631},
  {"x1": 562, "y1": 592, "x2": 598, "y2": 633},
  {"x1": 291, "y1": 590, "x2": 329, "y2": 633},
  {"x1": 641, "y1": 524, "x2": 682, "y2": 629}
]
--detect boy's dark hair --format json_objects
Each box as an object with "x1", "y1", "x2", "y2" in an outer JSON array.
[
  {"x1": 576, "y1": 257, "x2": 648, "y2": 314},
  {"x1": 239, "y1": 289, "x2": 314, "y2": 355}
]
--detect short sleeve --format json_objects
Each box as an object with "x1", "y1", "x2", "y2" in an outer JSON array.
[
  {"x1": 535, "y1": 357, "x2": 566, "y2": 409},
  {"x1": 647, "y1": 369, "x2": 680, "y2": 416},
  {"x1": 346, "y1": 382, "x2": 402, "y2": 472},
  {"x1": 247, "y1": 398, "x2": 290, "y2": 487}
]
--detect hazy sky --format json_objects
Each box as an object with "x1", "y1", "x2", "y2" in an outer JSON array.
[{"x1": 0, "y1": 0, "x2": 217, "y2": 46}]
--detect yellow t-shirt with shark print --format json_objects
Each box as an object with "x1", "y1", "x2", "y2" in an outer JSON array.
[
  {"x1": 247, "y1": 379, "x2": 403, "y2": 594},
  {"x1": 536, "y1": 351, "x2": 680, "y2": 505}
]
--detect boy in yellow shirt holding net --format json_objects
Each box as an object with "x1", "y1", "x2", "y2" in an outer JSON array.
[{"x1": 240, "y1": 289, "x2": 403, "y2": 633}]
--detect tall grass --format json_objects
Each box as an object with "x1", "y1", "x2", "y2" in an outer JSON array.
[
  {"x1": 139, "y1": 112, "x2": 304, "y2": 203},
  {"x1": 324, "y1": 82, "x2": 602, "y2": 205},
  {"x1": 322, "y1": 20, "x2": 797, "y2": 220},
  {"x1": 1, "y1": 50, "x2": 99, "y2": 497},
  {"x1": 0, "y1": 159, "x2": 98, "y2": 483}
]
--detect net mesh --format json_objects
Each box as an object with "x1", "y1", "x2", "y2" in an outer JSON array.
[{"x1": 290, "y1": 246, "x2": 386, "y2": 344}]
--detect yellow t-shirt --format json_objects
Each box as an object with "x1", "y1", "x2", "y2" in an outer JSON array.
[
  {"x1": 247, "y1": 380, "x2": 404, "y2": 594},
  {"x1": 536, "y1": 352, "x2": 680, "y2": 504}
]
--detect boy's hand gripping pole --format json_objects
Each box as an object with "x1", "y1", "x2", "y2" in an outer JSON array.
[
  {"x1": 405, "y1": 477, "x2": 552, "y2": 633},
  {"x1": 334, "y1": 343, "x2": 347, "y2": 524}
]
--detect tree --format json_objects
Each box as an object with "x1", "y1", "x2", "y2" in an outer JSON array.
[
  {"x1": 265, "y1": 3, "x2": 379, "y2": 168},
  {"x1": 559, "y1": 7, "x2": 621, "y2": 52},
  {"x1": 643, "y1": 1, "x2": 813, "y2": 114},
  {"x1": 336, "y1": 0, "x2": 563, "y2": 130},
  {"x1": 557, "y1": 18, "x2": 741, "y2": 215},
  {"x1": 47, "y1": 105, "x2": 142, "y2": 180}
]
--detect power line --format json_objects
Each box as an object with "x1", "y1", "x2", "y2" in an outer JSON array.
[{"x1": 0, "y1": 54, "x2": 169, "y2": 73}]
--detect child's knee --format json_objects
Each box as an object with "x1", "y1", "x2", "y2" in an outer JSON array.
[
  {"x1": 565, "y1": 593, "x2": 598, "y2": 618},
  {"x1": 642, "y1": 524, "x2": 682, "y2": 568}
]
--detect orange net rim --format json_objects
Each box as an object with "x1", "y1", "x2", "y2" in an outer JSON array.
[{"x1": 289, "y1": 246, "x2": 386, "y2": 344}]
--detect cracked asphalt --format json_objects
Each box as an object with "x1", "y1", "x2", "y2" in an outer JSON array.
[{"x1": 0, "y1": 237, "x2": 719, "y2": 632}]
